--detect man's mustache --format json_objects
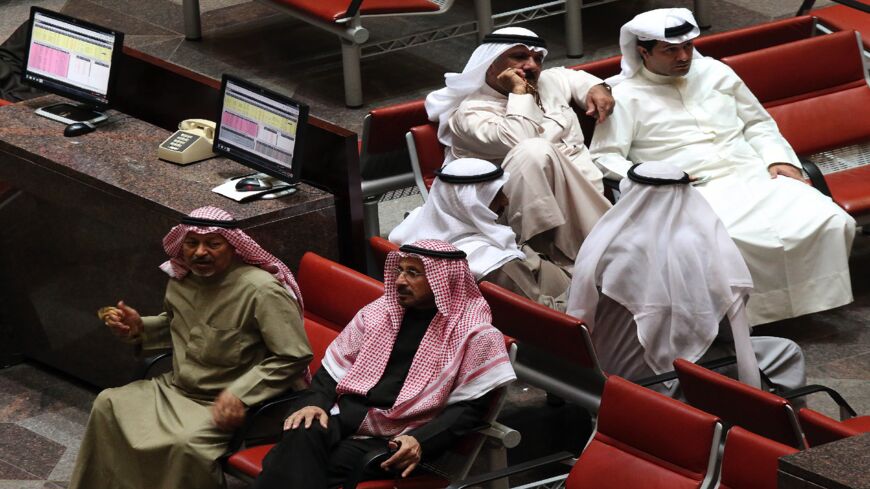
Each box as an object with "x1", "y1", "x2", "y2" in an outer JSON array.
[
  {"x1": 397, "y1": 286, "x2": 412, "y2": 295},
  {"x1": 191, "y1": 257, "x2": 214, "y2": 265}
]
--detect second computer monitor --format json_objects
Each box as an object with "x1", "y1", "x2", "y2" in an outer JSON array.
[{"x1": 214, "y1": 75, "x2": 308, "y2": 185}]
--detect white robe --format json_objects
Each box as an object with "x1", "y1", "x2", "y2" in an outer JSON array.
[
  {"x1": 590, "y1": 59, "x2": 856, "y2": 325},
  {"x1": 447, "y1": 67, "x2": 612, "y2": 263}
]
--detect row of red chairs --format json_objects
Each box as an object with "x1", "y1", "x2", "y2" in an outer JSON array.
[
  {"x1": 361, "y1": 14, "x2": 870, "y2": 225},
  {"x1": 369, "y1": 236, "x2": 870, "y2": 487}
]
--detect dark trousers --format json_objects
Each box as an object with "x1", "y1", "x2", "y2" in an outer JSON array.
[{"x1": 252, "y1": 416, "x2": 392, "y2": 489}]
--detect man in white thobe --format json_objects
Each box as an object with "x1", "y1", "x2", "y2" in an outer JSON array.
[
  {"x1": 590, "y1": 8, "x2": 855, "y2": 325},
  {"x1": 567, "y1": 162, "x2": 806, "y2": 398},
  {"x1": 426, "y1": 27, "x2": 613, "y2": 268},
  {"x1": 389, "y1": 158, "x2": 571, "y2": 311}
]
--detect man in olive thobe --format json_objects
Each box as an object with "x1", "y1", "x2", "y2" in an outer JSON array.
[{"x1": 69, "y1": 206, "x2": 313, "y2": 489}]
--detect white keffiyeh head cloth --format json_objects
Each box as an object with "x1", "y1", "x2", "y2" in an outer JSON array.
[
  {"x1": 608, "y1": 8, "x2": 702, "y2": 85},
  {"x1": 159, "y1": 206, "x2": 303, "y2": 308},
  {"x1": 388, "y1": 158, "x2": 525, "y2": 280},
  {"x1": 425, "y1": 27, "x2": 548, "y2": 150},
  {"x1": 321, "y1": 239, "x2": 516, "y2": 437},
  {"x1": 566, "y1": 162, "x2": 761, "y2": 388}
]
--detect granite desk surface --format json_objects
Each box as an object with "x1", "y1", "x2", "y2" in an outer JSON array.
[
  {"x1": 780, "y1": 433, "x2": 870, "y2": 489},
  {"x1": 0, "y1": 96, "x2": 334, "y2": 225}
]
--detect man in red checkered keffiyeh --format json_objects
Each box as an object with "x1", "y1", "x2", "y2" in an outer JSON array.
[
  {"x1": 253, "y1": 239, "x2": 516, "y2": 489},
  {"x1": 70, "y1": 206, "x2": 313, "y2": 489}
]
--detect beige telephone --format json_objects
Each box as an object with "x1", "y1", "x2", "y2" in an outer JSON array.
[{"x1": 157, "y1": 119, "x2": 217, "y2": 165}]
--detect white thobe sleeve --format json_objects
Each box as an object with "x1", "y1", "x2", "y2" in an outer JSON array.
[
  {"x1": 589, "y1": 95, "x2": 636, "y2": 178},
  {"x1": 449, "y1": 93, "x2": 544, "y2": 157},
  {"x1": 732, "y1": 70, "x2": 801, "y2": 169},
  {"x1": 563, "y1": 68, "x2": 604, "y2": 110}
]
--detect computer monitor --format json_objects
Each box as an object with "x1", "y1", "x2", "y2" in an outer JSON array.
[
  {"x1": 214, "y1": 74, "x2": 308, "y2": 198},
  {"x1": 22, "y1": 7, "x2": 124, "y2": 125}
]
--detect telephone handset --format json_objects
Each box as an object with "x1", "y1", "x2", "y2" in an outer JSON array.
[{"x1": 157, "y1": 119, "x2": 217, "y2": 165}]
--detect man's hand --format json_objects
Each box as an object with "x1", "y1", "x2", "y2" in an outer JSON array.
[
  {"x1": 495, "y1": 67, "x2": 530, "y2": 95},
  {"x1": 768, "y1": 163, "x2": 805, "y2": 182},
  {"x1": 212, "y1": 389, "x2": 245, "y2": 431},
  {"x1": 585, "y1": 83, "x2": 615, "y2": 124},
  {"x1": 380, "y1": 435, "x2": 422, "y2": 478},
  {"x1": 283, "y1": 406, "x2": 329, "y2": 431},
  {"x1": 100, "y1": 301, "x2": 144, "y2": 338}
]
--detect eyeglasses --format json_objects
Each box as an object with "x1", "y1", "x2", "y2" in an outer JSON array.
[{"x1": 394, "y1": 266, "x2": 425, "y2": 279}]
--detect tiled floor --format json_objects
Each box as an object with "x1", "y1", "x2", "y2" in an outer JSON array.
[{"x1": 1, "y1": 0, "x2": 865, "y2": 487}]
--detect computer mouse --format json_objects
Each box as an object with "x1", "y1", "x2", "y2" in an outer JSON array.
[
  {"x1": 64, "y1": 122, "x2": 96, "y2": 137},
  {"x1": 235, "y1": 177, "x2": 273, "y2": 192}
]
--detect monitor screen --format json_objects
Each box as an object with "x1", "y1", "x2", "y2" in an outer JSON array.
[
  {"x1": 23, "y1": 7, "x2": 123, "y2": 108},
  {"x1": 214, "y1": 75, "x2": 308, "y2": 184}
]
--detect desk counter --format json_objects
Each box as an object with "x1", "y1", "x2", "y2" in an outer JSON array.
[{"x1": 0, "y1": 96, "x2": 338, "y2": 387}]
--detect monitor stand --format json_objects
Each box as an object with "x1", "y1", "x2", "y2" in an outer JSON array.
[
  {"x1": 34, "y1": 102, "x2": 108, "y2": 126},
  {"x1": 230, "y1": 173, "x2": 298, "y2": 201}
]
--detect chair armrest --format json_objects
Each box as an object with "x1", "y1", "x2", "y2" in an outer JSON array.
[
  {"x1": 445, "y1": 451, "x2": 575, "y2": 489},
  {"x1": 481, "y1": 421, "x2": 521, "y2": 449},
  {"x1": 602, "y1": 177, "x2": 620, "y2": 204},
  {"x1": 780, "y1": 384, "x2": 858, "y2": 419},
  {"x1": 138, "y1": 351, "x2": 173, "y2": 380},
  {"x1": 224, "y1": 391, "x2": 306, "y2": 454},
  {"x1": 799, "y1": 158, "x2": 832, "y2": 197},
  {"x1": 342, "y1": 448, "x2": 394, "y2": 489},
  {"x1": 636, "y1": 356, "x2": 737, "y2": 387},
  {"x1": 344, "y1": 0, "x2": 364, "y2": 18}
]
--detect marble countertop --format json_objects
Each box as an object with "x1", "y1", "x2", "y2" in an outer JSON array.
[
  {"x1": 780, "y1": 433, "x2": 870, "y2": 489},
  {"x1": 0, "y1": 96, "x2": 334, "y2": 226}
]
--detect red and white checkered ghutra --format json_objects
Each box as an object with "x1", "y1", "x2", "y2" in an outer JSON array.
[
  {"x1": 321, "y1": 239, "x2": 516, "y2": 437},
  {"x1": 159, "y1": 206, "x2": 303, "y2": 309}
]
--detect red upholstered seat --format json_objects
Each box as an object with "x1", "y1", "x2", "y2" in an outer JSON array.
[
  {"x1": 823, "y1": 161, "x2": 870, "y2": 216},
  {"x1": 694, "y1": 15, "x2": 816, "y2": 59},
  {"x1": 369, "y1": 236, "x2": 399, "y2": 273},
  {"x1": 718, "y1": 427, "x2": 798, "y2": 489},
  {"x1": 766, "y1": 86, "x2": 870, "y2": 155},
  {"x1": 722, "y1": 30, "x2": 865, "y2": 106},
  {"x1": 812, "y1": 1, "x2": 870, "y2": 49},
  {"x1": 304, "y1": 318, "x2": 340, "y2": 373},
  {"x1": 365, "y1": 100, "x2": 428, "y2": 155},
  {"x1": 271, "y1": 0, "x2": 440, "y2": 23},
  {"x1": 297, "y1": 252, "x2": 384, "y2": 331},
  {"x1": 674, "y1": 359, "x2": 806, "y2": 449},
  {"x1": 798, "y1": 408, "x2": 870, "y2": 447},
  {"x1": 227, "y1": 443, "x2": 446, "y2": 487},
  {"x1": 407, "y1": 122, "x2": 444, "y2": 195},
  {"x1": 566, "y1": 376, "x2": 721, "y2": 489},
  {"x1": 0, "y1": 99, "x2": 12, "y2": 107}
]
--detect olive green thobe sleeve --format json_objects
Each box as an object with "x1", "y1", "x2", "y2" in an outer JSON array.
[
  {"x1": 225, "y1": 284, "x2": 312, "y2": 406},
  {"x1": 140, "y1": 308, "x2": 172, "y2": 351}
]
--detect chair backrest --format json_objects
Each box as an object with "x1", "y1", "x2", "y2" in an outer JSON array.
[
  {"x1": 359, "y1": 100, "x2": 428, "y2": 182},
  {"x1": 673, "y1": 359, "x2": 807, "y2": 449},
  {"x1": 723, "y1": 30, "x2": 870, "y2": 155},
  {"x1": 479, "y1": 281, "x2": 607, "y2": 412},
  {"x1": 798, "y1": 407, "x2": 862, "y2": 447},
  {"x1": 369, "y1": 236, "x2": 399, "y2": 274},
  {"x1": 304, "y1": 317, "x2": 341, "y2": 373},
  {"x1": 718, "y1": 426, "x2": 799, "y2": 489},
  {"x1": 694, "y1": 15, "x2": 816, "y2": 59},
  {"x1": 722, "y1": 30, "x2": 867, "y2": 107},
  {"x1": 566, "y1": 376, "x2": 722, "y2": 489},
  {"x1": 297, "y1": 252, "x2": 384, "y2": 331},
  {"x1": 406, "y1": 122, "x2": 444, "y2": 199}
]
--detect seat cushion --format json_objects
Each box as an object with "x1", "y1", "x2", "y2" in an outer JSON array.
[
  {"x1": 719, "y1": 427, "x2": 798, "y2": 489},
  {"x1": 814, "y1": 2, "x2": 870, "y2": 49},
  {"x1": 821, "y1": 160, "x2": 870, "y2": 218},
  {"x1": 227, "y1": 443, "x2": 273, "y2": 477},
  {"x1": 843, "y1": 415, "x2": 870, "y2": 432},
  {"x1": 272, "y1": 0, "x2": 440, "y2": 23}
]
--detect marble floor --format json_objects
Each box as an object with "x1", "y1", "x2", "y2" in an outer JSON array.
[{"x1": 1, "y1": 0, "x2": 866, "y2": 487}]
